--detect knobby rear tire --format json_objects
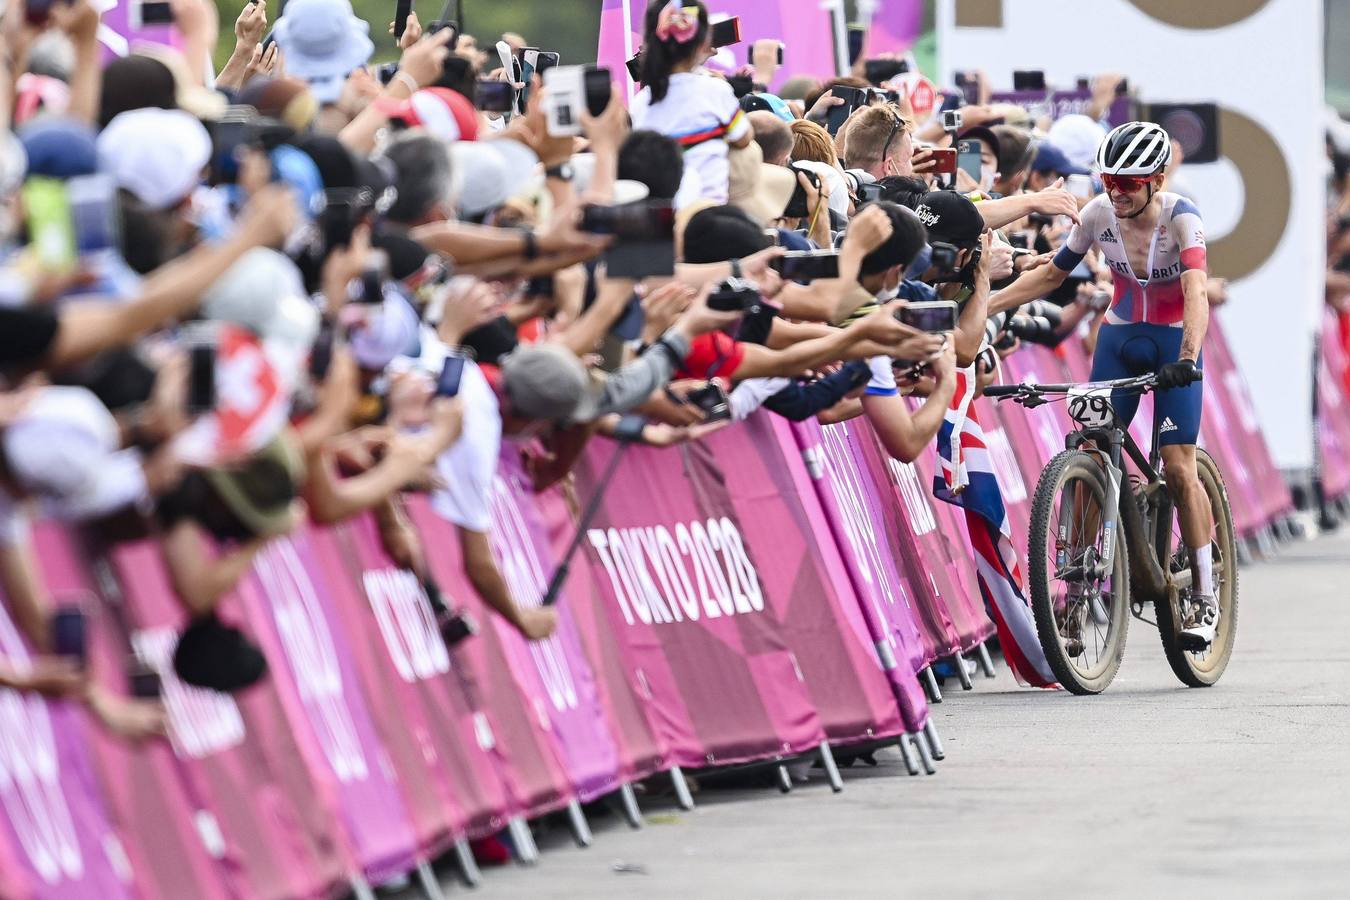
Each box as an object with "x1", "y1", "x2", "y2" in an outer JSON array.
[
  {"x1": 1028, "y1": 450, "x2": 1131, "y2": 695},
  {"x1": 1154, "y1": 449, "x2": 1239, "y2": 687}
]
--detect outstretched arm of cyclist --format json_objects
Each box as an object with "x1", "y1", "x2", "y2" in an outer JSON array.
[{"x1": 989, "y1": 262, "x2": 1070, "y2": 315}]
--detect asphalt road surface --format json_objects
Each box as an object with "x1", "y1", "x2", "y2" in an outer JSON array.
[{"x1": 403, "y1": 530, "x2": 1350, "y2": 899}]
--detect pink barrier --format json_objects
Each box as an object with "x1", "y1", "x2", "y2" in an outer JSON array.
[
  {"x1": 406, "y1": 500, "x2": 577, "y2": 818},
  {"x1": 788, "y1": 416, "x2": 934, "y2": 730},
  {"x1": 1205, "y1": 323, "x2": 1291, "y2": 526},
  {"x1": 0, "y1": 591, "x2": 131, "y2": 900},
  {"x1": 1318, "y1": 309, "x2": 1350, "y2": 499},
  {"x1": 242, "y1": 534, "x2": 421, "y2": 884},
  {"x1": 741, "y1": 415, "x2": 917, "y2": 738},
  {"x1": 104, "y1": 538, "x2": 351, "y2": 900},
  {"x1": 311, "y1": 516, "x2": 514, "y2": 846},
  {"x1": 36, "y1": 525, "x2": 232, "y2": 900},
  {"x1": 573, "y1": 418, "x2": 832, "y2": 766},
  {"x1": 897, "y1": 403, "x2": 997, "y2": 654}
]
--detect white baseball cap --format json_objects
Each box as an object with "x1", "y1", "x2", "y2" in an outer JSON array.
[{"x1": 97, "y1": 108, "x2": 211, "y2": 209}]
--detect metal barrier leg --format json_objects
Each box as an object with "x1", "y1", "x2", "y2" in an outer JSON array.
[
  {"x1": 350, "y1": 876, "x2": 377, "y2": 900},
  {"x1": 898, "y1": 734, "x2": 921, "y2": 776},
  {"x1": 921, "y1": 667, "x2": 943, "y2": 703},
  {"x1": 923, "y1": 718, "x2": 946, "y2": 761},
  {"x1": 817, "y1": 741, "x2": 844, "y2": 793},
  {"x1": 415, "y1": 861, "x2": 447, "y2": 900},
  {"x1": 669, "y1": 766, "x2": 696, "y2": 810},
  {"x1": 1255, "y1": 527, "x2": 1278, "y2": 558},
  {"x1": 776, "y1": 765, "x2": 793, "y2": 793},
  {"x1": 566, "y1": 799, "x2": 593, "y2": 848},
  {"x1": 507, "y1": 818, "x2": 539, "y2": 865},
  {"x1": 452, "y1": 840, "x2": 482, "y2": 888},
  {"x1": 618, "y1": 783, "x2": 642, "y2": 829},
  {"x1": 975, "y1": 641, "x2": 997, "y2": 678},
  {"x1": 913, "y1": 730, "x2": 938, "y2": 775},
  {"x1": 953, "y1": 652, "x2": 974, "y2": 690}
]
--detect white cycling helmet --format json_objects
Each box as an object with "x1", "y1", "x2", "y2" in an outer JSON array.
[{"x1": 1095, "y1": 121, "x2": 1172, "y2": 176}]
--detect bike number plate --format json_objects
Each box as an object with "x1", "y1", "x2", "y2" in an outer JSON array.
[{"x1": 1068, "y1": 386, "x2": 1116, "y2": 428}]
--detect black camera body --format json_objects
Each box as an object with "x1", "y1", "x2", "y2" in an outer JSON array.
[{"x1": 707, "y1": 277, "x2": 761, "y2": 312}]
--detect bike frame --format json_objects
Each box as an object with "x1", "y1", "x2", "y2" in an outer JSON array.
[{"x1": 987, "y1": 374, "x2": 1175, "y2": 604}]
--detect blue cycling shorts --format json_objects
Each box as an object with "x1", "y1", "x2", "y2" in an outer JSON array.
[{"x1": 1090, "y1": 322, "x2": 1202, "y2": 447}]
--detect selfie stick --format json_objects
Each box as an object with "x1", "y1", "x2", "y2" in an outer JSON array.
[{"x1": 540, "y1": 415, "x2": 646, "y2": 607}]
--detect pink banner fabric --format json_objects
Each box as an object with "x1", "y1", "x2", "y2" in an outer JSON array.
[
  {"x1": 0, "y1": 590, "x2": 131, "y2": 900},
  {"x1": 787, "y1": 416, "x2": 934, "y2": 732},
  {"x1": 735, "y1": 414, "x2": 913, "y2": 741},
  {"x1": 103, "y1": 538, "x2": 355, "y2": 899},
  {"x1": 571, "y1": 426, "x2": 829, "y2": 766}
]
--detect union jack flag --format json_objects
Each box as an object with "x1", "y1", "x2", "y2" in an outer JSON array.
[{"x1": 934, "y1": 365, "x2": 1058, "y2": 689}]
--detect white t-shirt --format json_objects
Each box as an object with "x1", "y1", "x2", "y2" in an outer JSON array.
[
  {"x1": 428, "y1": 355, "x2": 502, "y2": 534},
  {"x1": 631, "y1": 72, "x2": 750, "y2": 204}
]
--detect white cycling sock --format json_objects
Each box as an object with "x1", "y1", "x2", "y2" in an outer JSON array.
[{"x1": 1193, "y1": 543, "x2": 1214, "y2": 597}]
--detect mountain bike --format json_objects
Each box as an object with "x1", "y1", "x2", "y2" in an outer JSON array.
[{"x1": 984, "y1": 374, "x2": 1238, "y2": 694}]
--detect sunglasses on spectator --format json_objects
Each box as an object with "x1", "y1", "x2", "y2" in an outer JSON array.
[
  {"x1": 881, "y1": 112, "x2": 905, "y2": 165},
  {"x1": 1101, "y1": 174, "x2": 1153, "y2": 194}
]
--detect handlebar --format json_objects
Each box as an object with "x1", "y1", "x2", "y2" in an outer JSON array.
[{"x1": 984, "y1": 373, "x2": 1161, "y2": 399}]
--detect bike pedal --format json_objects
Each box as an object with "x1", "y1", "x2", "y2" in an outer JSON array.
[{"x1": 1177, "y1": 633, "x2": 1211, "y2": 652}]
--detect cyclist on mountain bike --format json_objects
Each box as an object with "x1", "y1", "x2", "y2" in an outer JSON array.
[{"x1": 989, "y1": 121, "x2": 1217, "y2": 649}]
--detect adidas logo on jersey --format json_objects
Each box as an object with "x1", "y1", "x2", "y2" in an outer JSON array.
[
  {"x1": 1099, "y1": 229, "x2": 1117, "y2": 243},
  {"x1": 1160, "y1": 417, "x2": 1178, "y2": 433}
]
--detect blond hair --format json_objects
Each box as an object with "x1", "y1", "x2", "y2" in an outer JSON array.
[
  {"x1": 789, "y1": 119, "x2": 840, "y2": 168},
  {"x1": 842, "y1": 104, "x2": 912, "y2": 171}
]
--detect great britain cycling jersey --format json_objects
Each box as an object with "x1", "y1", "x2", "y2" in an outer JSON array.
[{"x1": 1051, "y1": 191, "x2": 1207, "y2": 327}]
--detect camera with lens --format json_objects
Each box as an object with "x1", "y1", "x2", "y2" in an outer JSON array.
[
  {"x1": 207, "y1": 106, "x2": 295, "y2": 186},
  {"x1": 707, "y1": 276, "x2": 762, "y2": 313},
  {"x1": 928, "y1": 241, "x2": 960, "y2": 275},
  {"x1": 1004, "y1": 300, "x2": 1063, "y2": 346}
]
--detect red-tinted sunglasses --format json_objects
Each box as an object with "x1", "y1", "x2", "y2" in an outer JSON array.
[{"x1": 1101, "y1": 174, "x2": 1151, "y2": 194}]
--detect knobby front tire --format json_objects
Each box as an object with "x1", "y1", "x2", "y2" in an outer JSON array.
[{"x1": 1028, "y1": 450, "x2": 1131, "y2": 695}]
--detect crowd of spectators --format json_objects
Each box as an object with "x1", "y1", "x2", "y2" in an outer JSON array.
[{"x1": 0, "y1": 0, "x2": 1331, "y2": 750}]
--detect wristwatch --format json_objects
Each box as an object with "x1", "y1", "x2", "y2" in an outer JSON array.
[{"x1": 545, "y1": 163, "x2": 574, "y2": 182}]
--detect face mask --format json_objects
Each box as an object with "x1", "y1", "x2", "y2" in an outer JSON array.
[
  {"x1": 875, "y1": 283, "x2": 900, "y2": 303},
  {"x1": 980, "y1": 163, "x2": 997, "y2": 193}
]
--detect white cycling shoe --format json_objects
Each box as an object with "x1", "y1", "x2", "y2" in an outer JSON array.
[{"x1": 1179, "y1": 593, "x2": 1218, "y2": 651}]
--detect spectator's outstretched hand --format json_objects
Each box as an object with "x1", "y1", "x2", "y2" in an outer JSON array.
[
  {"x1": 862, "y1": 300, "x2": 924, "y2": 348},
  {"x1": 740, "y1": 244, "x2": 786, "y2": 280},
  {"x1": 675, "y1": 282, "x2": 743, "y2": 337},
  {"x1": 987, "y1": 234, "x2": 1014, "y2": 281},
  {"x1": 1031, "y1": 177, "x2": 1082, "y2": 224},
  {"x1": 234, "y1": 0, "x2": 266, "y2": 46},
  {"x1": 390, "y1": 11, "x2": 423, "y2": 49},
  {"x1": 515, "y1": 606, "x2": 558, "y2": 641},
  {"x1": 581, "y1": 87, "x2": 629, "y2": 157},
  {"x1": 399, "y1": 25, "x2": 454, "y2": 90}
]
